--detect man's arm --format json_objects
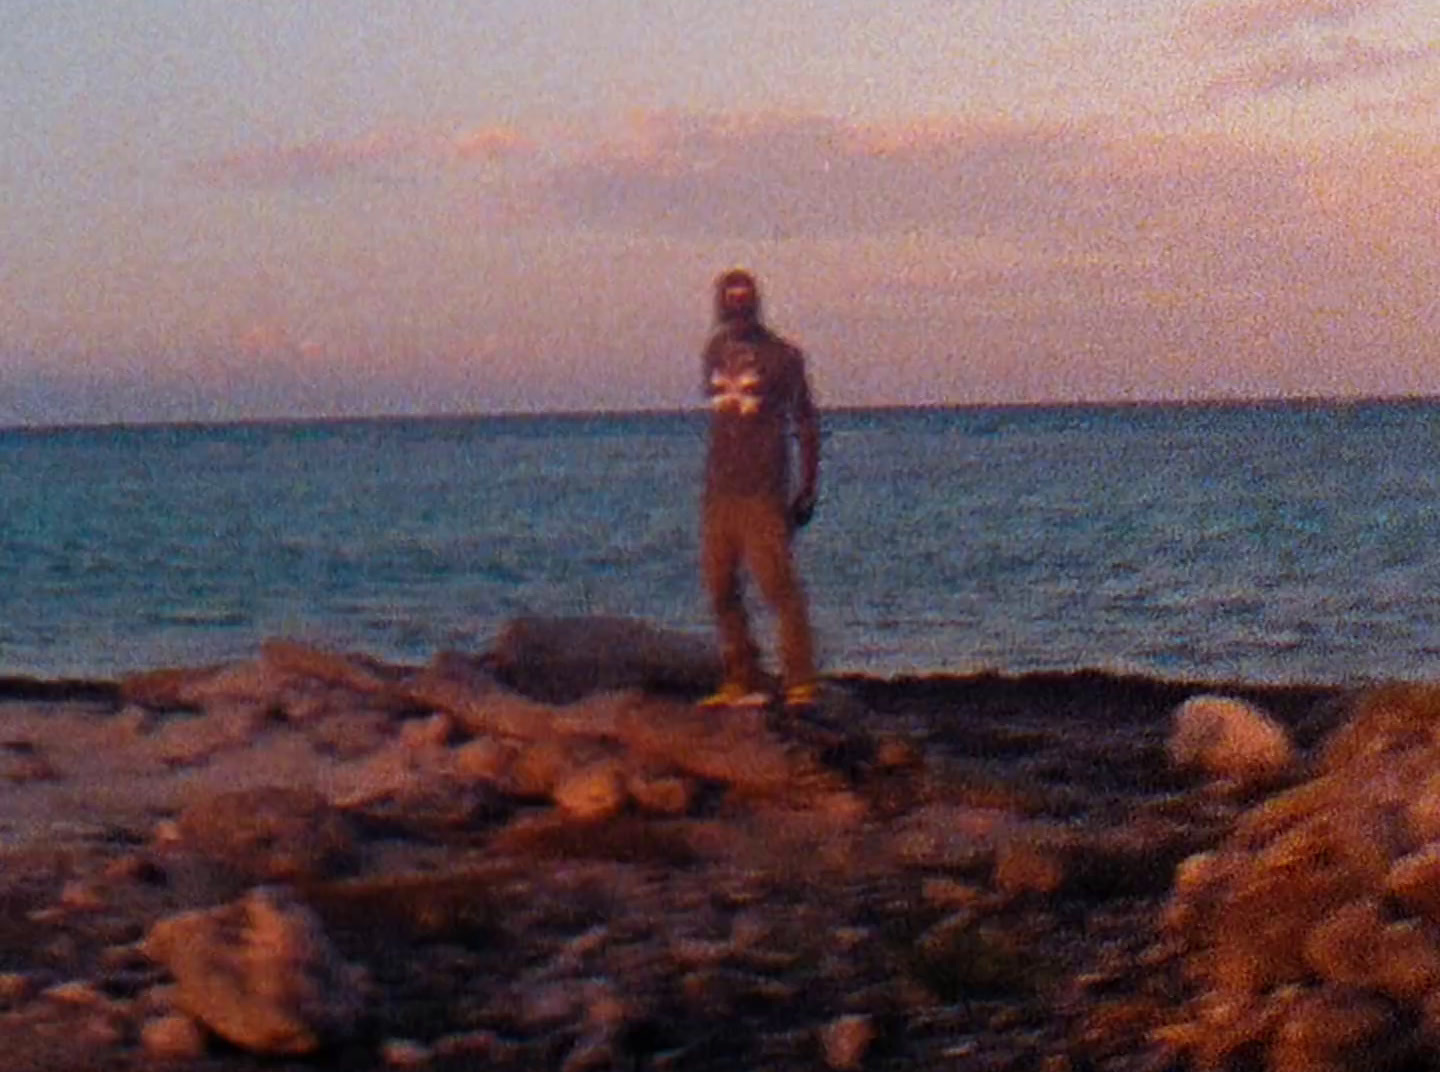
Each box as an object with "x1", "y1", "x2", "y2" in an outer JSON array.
[{"x1": 790, "y1": 352, "x2": 820, "y2": 528}]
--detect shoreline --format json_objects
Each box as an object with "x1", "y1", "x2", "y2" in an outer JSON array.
[{"x1": 0, "y1": 665, "x2": 1348, "y2": 711}]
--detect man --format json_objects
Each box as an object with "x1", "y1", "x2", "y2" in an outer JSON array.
[{"x1": 699, "y1": 268, "x2": 821, "y2": 711}]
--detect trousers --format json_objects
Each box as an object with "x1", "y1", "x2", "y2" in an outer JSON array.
[{"x1": 700, "y1": 494, "x2": 816, "y2": 690}]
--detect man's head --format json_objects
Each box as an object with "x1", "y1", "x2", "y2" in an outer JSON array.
[{"x1": 715, "y1": 268, "x2": 761, "y2": 324}]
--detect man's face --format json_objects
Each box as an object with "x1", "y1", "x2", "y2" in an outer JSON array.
[{"x1": 721, "y1": 281, "x2": 757, "y2": 319}]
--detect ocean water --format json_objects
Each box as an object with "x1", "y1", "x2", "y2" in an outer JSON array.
[{"x1": 4, "y1": 401, "x2": 1440, "y2": 685}]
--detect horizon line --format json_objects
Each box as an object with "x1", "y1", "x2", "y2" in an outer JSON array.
[{"x1": 4, "y1": 390, "x2": 1439, "y2": 435}]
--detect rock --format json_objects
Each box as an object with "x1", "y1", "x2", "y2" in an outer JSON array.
[
  {"x1": 627, "y1": 768, "x2": 695, "y2": 815},
  {"x1": 820, "y1": 1013, "x2": 876, "y2": 1070},
  {"x1": 489, "y1": 615, "x2": 722, "y2": 702},
  {"x1": 1386, "y1": 843, "x2": 1440, "y2": 921},
  {"x1": 176, "y1": 785, "x2": 358, "y2": 884},
  {"x1": 993, "y1": 837, "x2": 1066, "y2": 897},
  {"x1": 1318, "y1": 683, "x2": 1440, "y2": 774},
  {"x1": 1267, "y1": 987, "x2": 1395, "y2": 1072},
  {"x1": 1166, "y1": 694, "x2": 1297, "y2": 788},
  {"x1": 306, "y1": 709, "x2": 394, "y2": 758},
  {"x1": 381, "y1": 1037, "x2": 434, "y2": 1067},
  {"x1": 141, "y1": 1012, "x2": 208, "y2": 1060},
  {"x1": 1159, "y1": 684, "x2": 1440, "y2": 1068},
  {"x1": 150, "y1": 703, "x2": 272, "y2": 765},
  {"x1": 144, "y1": 886, "x2": 367, "y2": 1055},
  {"x1": 259, "y1": 638, "x2": 403, "y2": 697},
  {"x1": 451, "y1": 736, "x2": 513, "y2": 783},
  {"x1": 1, "y1": 740, "x2": 58, "y2": 783},
  {"x1": 398, "y1": 712, "x2": 454, "y2": 753},
  {"x1": 553, "y1": 761, "x2": 628, "y2": 821},
  {"x1": 0, "y1": 971, "x2": 34, "y2": 1007}
]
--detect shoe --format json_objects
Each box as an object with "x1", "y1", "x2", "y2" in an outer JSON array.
[
  {"x1": 699, "y1": 683, "x2": 772, "y2": 708},
  {"x1": 782, "y1": 682, "x2": 820, "y2": 711}
]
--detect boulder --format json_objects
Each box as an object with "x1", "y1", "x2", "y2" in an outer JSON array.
[
  {"x1": 1157, "y1": 684, "x2": 1440, "y2": 1069},
  {"x1": 176, "y1": 785, "x2": 358, "y2": 885},
  {"x1": 489, "y1": 615, "x2": 722, "y2": 702},
  {"x1": 144, "y1": 886, "x2": 367, "y2": 1055},
  {"x1": 1166, "y1": 694, "x2": 1297, "y2": 788}
]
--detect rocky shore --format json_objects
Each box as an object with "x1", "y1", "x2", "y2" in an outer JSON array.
[{"x1": 1, "y1": 615, "x2": 1428, "y2": 1071}]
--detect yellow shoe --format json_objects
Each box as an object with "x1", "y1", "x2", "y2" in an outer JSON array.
[
  {"x1": 699, "y1": 683, "x2": 772, "y2": 708},
  {"x1": 783, "y1": 682, "x2": 820, "y2": 711}
]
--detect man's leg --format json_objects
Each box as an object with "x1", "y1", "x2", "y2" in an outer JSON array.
[
  {"x1": 742, "y1": 499, "x2": 817, "y2": 699},
  {"x1": 701, "y1": 498, "x2": 763, "y2": 696}
]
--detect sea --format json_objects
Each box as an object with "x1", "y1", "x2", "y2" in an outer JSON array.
[{"x1": 4, "y1": 400, "x2": 1440, "y2": 686}]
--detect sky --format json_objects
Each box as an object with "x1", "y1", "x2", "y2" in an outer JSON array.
[{"x1": 1, "y1": 0, "x2": 1436, "y2": 425}]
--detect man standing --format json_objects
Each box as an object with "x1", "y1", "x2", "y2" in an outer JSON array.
[{"x1": 699, "y1": 268, "x2": 820, "y2": 711}]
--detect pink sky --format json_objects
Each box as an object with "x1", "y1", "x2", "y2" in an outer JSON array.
[{"x1": 0, "y1": 0, "x2": 1436, "y2": 424}]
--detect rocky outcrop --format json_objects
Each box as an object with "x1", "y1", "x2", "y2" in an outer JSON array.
[
  {"x1": 1156, "y1": 684, "x2": 1440, "y2": 1070},
  {"x1": 1, "y1": 623, "x2": 1372, "y2": 1071}
]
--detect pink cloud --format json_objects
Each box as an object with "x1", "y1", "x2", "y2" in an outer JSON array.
[
  {"x1": 191, "y1": 124, "x2": 531, "y2": 187},
  {"x1": 1187, "y1": 0, "x2": 1391, "y2": 42},
  {"x1": 1204, "y1": 37, "x2": 1440, "y2": 99}
]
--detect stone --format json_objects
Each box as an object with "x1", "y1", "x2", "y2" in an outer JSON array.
[
  {"x1": 451, "y1": 736, "x2": 513, "y2": 783},
  {"x1": 1387, "y1": 843, "x2": 1440, "y2": 922},
  {"x1": 1267, "y1": 987, "x2": 1394, "y2": 1072},
  {"x1": 176, "y1": 785, "x2": 357, "y2": 884},
  {"x1": 627, "y1": 769, "x2": 695, "y2": 815},
  {"x1": 993, "y1": 836, "x2": 1066, "y2": 897},
  {"x1": 488, "y1": 614, "x2": 722, "y2": 703},
  {"x1": 1, "y1": 740, "x2": 58, "y2": 783},
  {"x1": 144, "y1": 886, "x2": 366, "y2": 1055},
  {"x1": 820, "y1": 1013, "x2": 876, "y2": 1070},
  {"x1": 1166, "y1": 694, "x2": 1297, "y2": 788},
  {"x1": 141, "y1": 1013, "x2": 208, "y2": 1060},
  {"x1": 151, "y1": 704, "x2": 272, "y2": 766},
  {"x1": 553, "y1": 761, "x2": 628, "y2": 821}
]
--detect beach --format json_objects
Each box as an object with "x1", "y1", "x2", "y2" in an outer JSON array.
[{"x1": 0, "y1": 617, "x2": 1368, "y2": 1071}]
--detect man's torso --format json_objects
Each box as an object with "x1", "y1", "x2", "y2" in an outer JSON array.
[{"x1": 703, "y1": 325, "x2": 805, "y2": 501}]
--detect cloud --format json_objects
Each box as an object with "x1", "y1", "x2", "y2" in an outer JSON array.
[
  {"x1": 191, "y1": 124, "x2": 531, "y2": 187},
  {"x1": 508, "y1": 111, "x2": 1152, "y2": 244},
  {"x1": 1204, "y1": 36, "x2": 1440, "y2": 99},
  {"x1": 1185, "y1": 0, "x2": 1391, "y2": 43},
  {"x1": 498, "y1": 110, "x2": 1314, "y2": 256}
]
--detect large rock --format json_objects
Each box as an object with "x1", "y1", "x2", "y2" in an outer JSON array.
[
  {"x1": 144, "y1": 886, "x2": 367, "y2": 1055},
  {"x1": 1166, "y1": 693, "x2": 1298, "y2": 789},
  {"x1": 489, "y1": 615, "x2": 722, "y2": 702},
  {"x1": 175, "y1": 785, "x2": 358, "y2": 885}
]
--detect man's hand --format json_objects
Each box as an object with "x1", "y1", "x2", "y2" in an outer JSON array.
[{"x1": 789, "y1": 489, "x2": 817, "y2": 530}]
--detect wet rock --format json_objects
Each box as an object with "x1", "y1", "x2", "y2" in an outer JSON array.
[
  {"x1": 1167, "y1": 693, "x2": 1297, "y2": 789},
  {"x1": 143, "y1": 885, "x2": 367, "y2": 1055}
]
